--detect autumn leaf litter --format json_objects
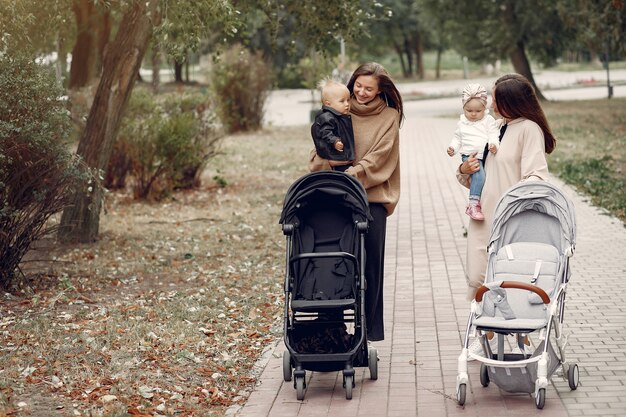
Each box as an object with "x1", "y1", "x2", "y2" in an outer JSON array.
[{"x1": 0, "y1": 126, "x2": 311, "y2": 416}]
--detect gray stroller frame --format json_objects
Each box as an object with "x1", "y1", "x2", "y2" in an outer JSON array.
[{"x1": 456, "y1": 181, "x2": 579, "y2": 409}]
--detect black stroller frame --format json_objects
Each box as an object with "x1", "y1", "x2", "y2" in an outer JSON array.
[{"x1": 279, "y1": 171, "x2": 378, "y2": 400}]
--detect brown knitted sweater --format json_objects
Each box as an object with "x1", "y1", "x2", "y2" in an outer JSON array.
[{"x1": 309, "y1": 96, "x2": 401, "y2": 215}]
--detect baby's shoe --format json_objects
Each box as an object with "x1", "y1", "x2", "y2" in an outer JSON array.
[{"x1": 466, "y1": 201, "x2": 485, "y2": 221}]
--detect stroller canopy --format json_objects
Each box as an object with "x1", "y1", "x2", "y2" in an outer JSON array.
[
  {"x1": 488, "y1": 181, "x2": 576, "y2": 254},
  {"x1": 279, "y1": 171, "x2": 370, "y2": 227}
]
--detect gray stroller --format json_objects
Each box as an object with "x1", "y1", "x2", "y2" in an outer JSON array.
[{"x1": 456, "y1": 181, "x2": 579, "y2": 409}]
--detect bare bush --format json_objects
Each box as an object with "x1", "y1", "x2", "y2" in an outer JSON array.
[{"x1": 210, "y1": 44, "x2": 273, "y2": 132}]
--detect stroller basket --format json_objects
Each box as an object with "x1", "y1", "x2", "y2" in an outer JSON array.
[{"x1": 486, "y1": 340, "x2": 560, "y2": 393}]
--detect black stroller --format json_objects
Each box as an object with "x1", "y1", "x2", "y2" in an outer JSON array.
[{"x1": 279, "y1": 171, "x2": 378, "y2": 400}]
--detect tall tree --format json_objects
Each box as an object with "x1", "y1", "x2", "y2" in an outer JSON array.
[
  {"x1": 446, "y1": 0, "x2": 576, "y2": 99},
  {"x1": 357, "y1": 0, "x2": 427, "y2": 79},
  {"x1": 417, "y1": 0, "x2": 455, "y2": 79},
  {"x1": 556, "y1": 0, "x2": 625, "y2": 63},
  {"x1": 59, "y1": 0, "x2": 161, "y2": 242}
]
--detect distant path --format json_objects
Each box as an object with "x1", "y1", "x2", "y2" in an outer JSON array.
[{"x1": 264, "y1": 69, "x2": 626, "y2": 127}]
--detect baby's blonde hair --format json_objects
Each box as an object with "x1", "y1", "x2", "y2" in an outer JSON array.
[{"x1": 318, "y1": 78, "x2": 348, "y2": 104}]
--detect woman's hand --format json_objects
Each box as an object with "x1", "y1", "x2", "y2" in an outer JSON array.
[{"x1": 460, "y1": 152, "x2": 480, "y2": 174}]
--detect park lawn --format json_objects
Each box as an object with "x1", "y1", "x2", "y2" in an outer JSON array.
[{"x1": 544, "y1": 97, "x2": 626, "y2": 223}]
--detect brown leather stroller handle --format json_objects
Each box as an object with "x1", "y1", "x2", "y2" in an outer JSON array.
[{"x1": 475, "y1": 281, "x2": 551, "y2": 304}]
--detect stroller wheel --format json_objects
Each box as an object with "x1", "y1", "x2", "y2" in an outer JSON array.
[
  {"x1": 480, "y1": 363, "x2": 490, "y2": 387},
  {"x1": 567, "y1": 363, "x2": 579, "y2": 390},
  {"x1": 282, "y1": 350, "x2": 292, "y2": 382},
  {"x1": 535, "y1": 388, "x2": 546, "y2": 409},
  {"x1": 343, "y1": 374, "x2": 354, "y2": 400},
  {"x1": 295, "y1": 375, "x2": 306, "y2": 400},
  {"x1": 368, "y1": 347, "x2": 378, "y2": 380},
  {"x1": 457, "y1": 383, "x2": 466, "y2": 405}
]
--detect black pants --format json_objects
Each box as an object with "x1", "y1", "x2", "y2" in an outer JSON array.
[{"x1": 364, "y1": 203, "x2": 387, "y2": 341}]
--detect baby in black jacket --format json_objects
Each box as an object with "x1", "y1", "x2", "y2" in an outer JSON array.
[{"x1": 310, "y1": 80, "x2": 355, "y2": 171}]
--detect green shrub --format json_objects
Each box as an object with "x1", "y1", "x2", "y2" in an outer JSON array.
[
  {"x1": 112, "y1": 87, "x2": 223, "y2": 200},
  {"x1": 0, "y1": 52, "x2": 87, "y2": 289},
  {"x1": 210, "y1": 44, "x2": 273, "y2": 132}
]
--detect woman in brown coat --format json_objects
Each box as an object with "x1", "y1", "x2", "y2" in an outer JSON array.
[
  {"x1": 458, "y1": 73, "x2": 556, "y2": 355},
  {"x1": 309, "y1": 62, "x2": 403, "y2": 341}
]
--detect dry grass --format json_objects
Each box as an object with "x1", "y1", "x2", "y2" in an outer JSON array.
[{"x1": 1, "y1": 126, "x2": 312, "y2": 416}]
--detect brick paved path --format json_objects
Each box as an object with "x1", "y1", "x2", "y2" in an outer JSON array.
[{"x1": 234, "y1": 114, "x2": 626, "y2": 417}]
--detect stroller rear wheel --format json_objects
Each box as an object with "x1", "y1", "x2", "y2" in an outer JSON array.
[
  {"x1": 480, "y1": 363, "x2": 490, "y2": 387},
  {"x1": 567, "y1": 363, "x2": 579, "y2": 390},
  {"x1": 282, "y1": 350, "x2": 292, "y2": 382}
]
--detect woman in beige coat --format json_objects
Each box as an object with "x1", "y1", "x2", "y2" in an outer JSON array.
[
  {"x1": 310, "y1": 62, "x2": 403, "y2": 341},
  {"x1": 457, "y1": 74, "x2": 556, "y2": 354}
]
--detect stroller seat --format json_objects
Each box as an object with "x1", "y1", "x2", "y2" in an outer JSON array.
[
  {"x1": 290, "y1": 206, "x2": 358, "y2": 312},
  {"x1": 474, "y1": 242, "x2": 561, "y2": 332}
]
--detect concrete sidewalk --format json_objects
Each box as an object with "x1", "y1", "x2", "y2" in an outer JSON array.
[{"x1": 234, "y1": 115, "x2": 626, "y2": 417}]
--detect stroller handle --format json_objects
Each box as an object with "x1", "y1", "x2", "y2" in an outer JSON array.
[{"x1": 475, "y1": 281, "x2": 550, "y2": 304}]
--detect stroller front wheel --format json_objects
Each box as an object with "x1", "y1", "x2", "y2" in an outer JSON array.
[
  {"x1": 457, "y1": 383, "x2": 466, "y2": 405},
  {"x1": 343, "y1": 374, "x2": 354, "y2": 400},
  {"x1": 567, "y1": 363, "x2": 579, "y2": 390},
  {"x1": 295, "y1": 375, "x2": 306, "y2": 400},
  {"x1": 368, "y1": 347, "x2": 379, "y2": 380},
  {"x1": 535, "y1": 388, "x2": 546, "y2": 409}
]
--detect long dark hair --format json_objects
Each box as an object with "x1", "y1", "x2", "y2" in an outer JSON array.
[
  {"x1": 494, "y1": 74, "x2": 556, "y2": 154},
  {"x1": 347, "y1": 62, "x2": 404, "y2": 123}
]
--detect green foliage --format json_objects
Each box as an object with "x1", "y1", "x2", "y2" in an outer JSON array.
[
  {"x1": 556, "y1": 0, "x2": 625, "y2": 60},
  {"x1": 0, "y1": 52, "x2": 87, "y2": 288},
  {"x1": 112, "y1": 87, "x2": 223, "y2": 200},
  {"x1": 154, "y1": 0, "x2": 242, "y2": 62},
  {"x1": 557, "y1": 157, "x2": 625, "y2": 221},
  {"x1": 233, "y1": 1, "x2": 385, "y2": 54},
  {"x1": 444, "y1": 0, "x2": 576, "y2": 66},
  {"x1": 210, "y1": 45, "x2": 273, "y2": 132},
  {"x1": 0, "y1": 0, "x2": 72, "y2": 54}
]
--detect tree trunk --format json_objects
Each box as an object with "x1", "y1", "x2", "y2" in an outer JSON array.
[
  {"x1": 509, "y1": 40, "x2": 546, "y2": 100},
  {"x1": 68, "y1": 0, "x2": 96, "y2": 89},
  {"x1": 403, "y1": 35, "x2": 413, "y2": 76},
  {"x1": 413, "y1": 31, "x2": 424, "y2": 79},
  {"x1": 174, "y1": 61, "x2": 184, "y2": 83},
  {"x1": 435, "y1": 47, "x2": 443, "y2": 79},
  {"x1": 55, "y1": 35, "x2": 63, "y2": 87},
  {"x1": 59, "y1": 0, "x2": 160, "y2": 243},
  {"x1": 392, "y1": 41, "x2": 408, "y2": 78},
  {"x1": 95, "y1": 9, "x2": 112, "y2": 75},
  {"x1": 152, "y1": 46, "x2": 161, "y2": 93}
]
